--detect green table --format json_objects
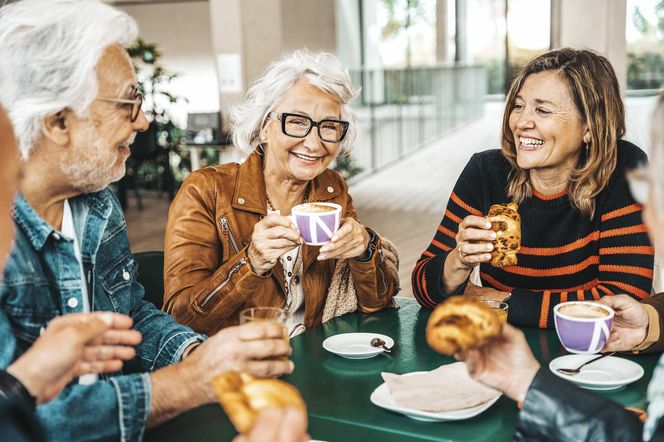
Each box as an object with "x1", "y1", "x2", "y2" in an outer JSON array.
[{"x1": 146, "y1": 298, "x2": 660, "y2": 441}]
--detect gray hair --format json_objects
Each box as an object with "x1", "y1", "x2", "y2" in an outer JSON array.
[
  {"x1": 0, "y1": 0, "x2": 137, "y2": 160},
  {"x1": 231, "y1": 49, "x2": 360, "y2": 156},
  {"x1": 650, "y1": 94, "x2": 664, "y2": 218}
]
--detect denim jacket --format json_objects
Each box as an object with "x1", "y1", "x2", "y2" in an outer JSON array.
[{"x1": 0, "y1": 190, "x2": 205, "y2": 441}]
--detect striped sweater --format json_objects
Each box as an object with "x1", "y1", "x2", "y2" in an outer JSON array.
[{"x1": 412, "y1": 141, "x2": 654, "y2": 328}]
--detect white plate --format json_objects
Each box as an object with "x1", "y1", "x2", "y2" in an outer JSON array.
[
  {"x1": 322, "y1": 333, "x2": 394, "y2": 359},
  {"x1": 549, "y1": 355, "x2": 644, "y2": 390},
  {"x1": 370, "y1": 372, "x2": 501, "y2": 422}
]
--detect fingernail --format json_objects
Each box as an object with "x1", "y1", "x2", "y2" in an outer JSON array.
[
  {"x1": 289, "y1": 361, "x2": 295, "y2": 372},
  {"x1": 486, "y1": 244, "x2": 493, "y2": 251},
  {"x1": 318, "y1": 254, "x2": 325, "y2": 260},
  {"x1": 490, "y1": 232, "x2": 497, "y2": 239},
  {"x1": 485, "y1": 222, "x2": 491, "y2": 228}
]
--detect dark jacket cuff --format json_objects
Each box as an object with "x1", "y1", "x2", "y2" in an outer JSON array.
[
  {"x1": 515, "y1": 368, "x2": 642, "y2": 442},
  {"x1": 0, "y1": 370, "x2": 36, "y2": 412}
]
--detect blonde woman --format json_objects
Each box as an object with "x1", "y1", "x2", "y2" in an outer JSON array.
[{"x1": 413, "y1": 48, "x2": 653, "y2": 327}]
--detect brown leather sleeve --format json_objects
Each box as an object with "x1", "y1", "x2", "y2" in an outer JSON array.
[
  {"x1": 163, "y1": 171, "x2": 269, "y2": 333},
  {"x1": 639, "y1": 292, "x2": 664, "y2": 353},
  {"x1": 341, "y1": 178, "x2": 399, "y2": 312}
]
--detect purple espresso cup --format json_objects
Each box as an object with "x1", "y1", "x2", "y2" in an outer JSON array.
[
  {"x1": 291, "y1": 203, "x2": 342, "y2": 246},
  {"x1": 553, "y1": 301, "x2": 614, "y2": 354}
]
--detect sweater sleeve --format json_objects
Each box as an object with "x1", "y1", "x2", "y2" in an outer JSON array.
[
  {"x1": 506, "y1": 176, "x2": 654, "y2": 328},
  {"x1": 411, "y1": 153, "x2": 487, "y2": 308}
]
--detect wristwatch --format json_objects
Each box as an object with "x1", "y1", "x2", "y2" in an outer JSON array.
[{"x1": 354, "y1": 230, "x2": 378, "y2": 262}]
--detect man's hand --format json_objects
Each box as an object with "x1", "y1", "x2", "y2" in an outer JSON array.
[
  {"x1": 7, "y1": 312, "x2": 141, "y2": 403},
  {"x1": 461, "y1": 324, "x2": 540, "y2": 402},
  {"x1": 184, "y1": 323, "x2": 294, "y2": 404},
  {"x1": 598, "y1": 295, "x2": 649, "y2": 351},
  {"x1": 232, "y1": 408, "x2": 309, "y2": 442}
]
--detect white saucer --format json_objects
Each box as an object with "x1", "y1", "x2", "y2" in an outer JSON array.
[
  {"x1": 549, "y1": 355, "x2": 644, "y2": 390},
  {"x1": 370, "y1": 372, "x2": 501, "y2": 422},
  {"x1": 322, "y1": 333, "x2": 394, "y2": 360}
]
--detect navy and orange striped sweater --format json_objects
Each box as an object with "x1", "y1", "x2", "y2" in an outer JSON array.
[{"x1": 412, "y1": 141, "x2": 654, "y2": 328}]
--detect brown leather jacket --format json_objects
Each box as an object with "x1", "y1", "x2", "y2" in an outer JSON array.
[{"x1": 163, "y1": 151, "x2": 398, "y2": 335}]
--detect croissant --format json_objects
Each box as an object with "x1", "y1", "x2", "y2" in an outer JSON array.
[
  {"x1": 212, "y1": 372, "x2": 307, "y2": 434},
  {"x1": 487, "y1": 202, "x2": 521, "y2": 267},
  {"x1": 426, "y1": 297, "x2": 502, "y2": 356}
]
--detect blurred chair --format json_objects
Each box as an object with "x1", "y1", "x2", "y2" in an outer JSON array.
[{"x1": 134, "y1": 250, "x2": 164, "y2": 310}]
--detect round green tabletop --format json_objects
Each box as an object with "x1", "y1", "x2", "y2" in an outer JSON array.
[{"x1": 146, "y1": 298, "x2": 660, "y2": 442}]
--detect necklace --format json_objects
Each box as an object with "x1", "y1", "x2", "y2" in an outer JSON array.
[
  {"x1": 265, "y1": 183, "x2": 310, "y2": 313},
  {"x1": 265, "y1": 182, "x2": 311, "y2": 212}
]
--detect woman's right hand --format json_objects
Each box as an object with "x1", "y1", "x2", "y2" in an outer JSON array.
[
  {"x1": 248, "y1": 214, "x2": 302, "y2": 275},
  {"x1": 453, "y1": 215, "x2": 496, "y2": 270}
]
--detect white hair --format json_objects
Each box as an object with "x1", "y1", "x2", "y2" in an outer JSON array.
[
  {"x1": 0, "y1": 0, "x2": 137, "y2": 160},
  {"x1": 231, "y1": 49, "x2": 360, "y2": 156},
  {"x1": 650, "y1": 94, "x2": 664, "y2": 218}
]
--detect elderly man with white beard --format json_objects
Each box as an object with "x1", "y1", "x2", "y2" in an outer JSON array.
[{"x1": 0, "y1": 1, "x2": 299, "y2": 441}]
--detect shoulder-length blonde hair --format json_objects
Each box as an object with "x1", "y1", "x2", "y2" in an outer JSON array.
[{"x1": 501, "y1": 48, "x2": 625, "y2": 219}]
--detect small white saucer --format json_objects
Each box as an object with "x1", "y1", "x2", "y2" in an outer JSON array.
[
  {"x1": 370, "y1": 372, "x2": 501, "y2": 422},
  {"x1": 322, "y1": 333, "x2": 394, "y2": 360},
  {"x1": 549, "y1": 355, "x2": 644, "y2": 390}
]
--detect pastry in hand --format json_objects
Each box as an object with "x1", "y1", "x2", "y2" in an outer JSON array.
[
  {"x1": 212, "y1": 371, "x2": 307, "y2": 434},
  {"x1": 426, "y1": 297, "x2": 502, "y2": 356},
  {"x1": 487, "y1": 202, "x2": 521, "y2": 267}
]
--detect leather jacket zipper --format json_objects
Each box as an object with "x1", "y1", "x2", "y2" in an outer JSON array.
[
  {"x1": 220, "y1": 217, "x2": 240, "y2": 253},
  {"x1": 199, "y1": 258, "x2": 246, "y2": 308}
]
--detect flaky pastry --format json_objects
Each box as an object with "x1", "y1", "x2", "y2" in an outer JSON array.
[
  {"x1": 426, "y1": 297, "x2": 502, "y2": 356},
  {"x1": 212, "y1": 372, "x2": 307, "y2": 434},
  {"x1": 487, "y1": 202, "x2": 521, "y2": 267}
]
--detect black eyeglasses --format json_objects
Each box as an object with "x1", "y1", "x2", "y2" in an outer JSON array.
[
  {"x1": 96, "y1": 91, "x2": 144, "y2": 122},
  {"x1": 268, "y1": 112, "x2": 349, "y2": 143}
]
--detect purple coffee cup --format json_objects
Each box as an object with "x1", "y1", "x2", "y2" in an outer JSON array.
[
  {"x1": 554, "y1": 301, "x2": 614, "y2": 354},
  {"x1": 291, "y1": 203, "x2": 341, "y2": 246}
]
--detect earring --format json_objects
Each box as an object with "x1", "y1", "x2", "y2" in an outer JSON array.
[{"x1": 585, "y1": 142, "x2": 589, "y2": 152}]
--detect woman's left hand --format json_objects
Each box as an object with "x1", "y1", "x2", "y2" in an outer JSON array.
[{"x1": 317, "y1": 218, "x2": 370, "y2": 260}]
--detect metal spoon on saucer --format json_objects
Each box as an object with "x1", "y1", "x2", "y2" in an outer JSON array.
[{"x1": 556, "y1": 352, "x2": 615, "y2": 375}]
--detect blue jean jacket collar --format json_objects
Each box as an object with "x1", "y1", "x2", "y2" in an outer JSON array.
[{"x1": 13, "y1": 191, "x2": 113, "y2": 255}]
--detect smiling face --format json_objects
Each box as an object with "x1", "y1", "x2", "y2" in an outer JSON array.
[
  {"x1": 508, "y1": 71, "x2": 589, "y2": 179},
  {"x1": 61, "y1": 44, "x2": 148, "y2": 193},
  {"x1": 262, "y1": 79, "x2": 342, "y2": 183}
]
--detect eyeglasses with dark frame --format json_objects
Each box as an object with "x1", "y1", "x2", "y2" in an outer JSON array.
[
  {"x1": 95, "y1": 91, "x2": 144, "y2": 122},
  {"x1": 268, "y1": 111, "x2": 349, "y2": 143}
]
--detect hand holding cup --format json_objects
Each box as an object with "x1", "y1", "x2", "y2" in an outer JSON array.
[
  {"x1": 598, "y1": 295, "x2": 650, "y2": 352},
  {"x1": 248, "y1": 214, "x2": 302, "y2": 275}
]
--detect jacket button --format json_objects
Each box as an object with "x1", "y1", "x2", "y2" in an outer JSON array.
[
  {"x1": 327, "y1": 186, "x2": 334, "y2": 193},
  {"x1": 53, "y1": 232, "x2": 61, "y2": 241},
  {"x1": 67, "y1": 297, "x2": 79, "y2": 308},
  {"x1": 238, "y1": 197, "x2": 245, "y2": 205},
  {"x1": 293, "y1": 275, "x2": 300, "y2": 285},
  {"x1": 122, "y1": 270, "x2": 130, "y2": 281}
]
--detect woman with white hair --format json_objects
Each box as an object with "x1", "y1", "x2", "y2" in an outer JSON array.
[
  {"x1": 163, "y1": 50, "x2": 399, "y2": 335},
  {"x1": 461, "y1": 94, "x2": 664, "y2": 441}
]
